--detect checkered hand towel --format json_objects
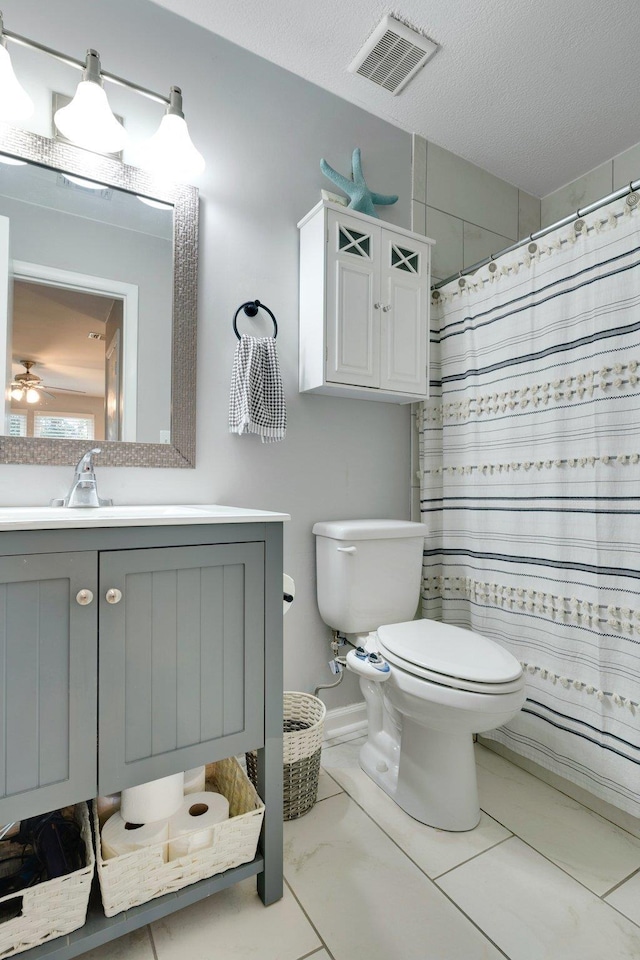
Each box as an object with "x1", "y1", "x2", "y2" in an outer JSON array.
[{"x1": 229, "y1": 335, "x2": 287, "y2": 442}]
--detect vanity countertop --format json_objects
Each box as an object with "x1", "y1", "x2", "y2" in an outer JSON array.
[{"x1": 0, "y1": 504, "x2": 290, "y2": 531}]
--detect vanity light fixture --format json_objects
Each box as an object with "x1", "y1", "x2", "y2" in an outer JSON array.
[
  {"x1": 0, "y1": 15, "x2": 205, "y2": 182},
  {"x1": 137, "y1": 86, "x2": 204, "y2": 182},
  {"x1": 54, "y1": 50, "x2": 128, "y2": 155},
  {"x1": 0, "y1": 13, "x2": 34, "y2": 124}
]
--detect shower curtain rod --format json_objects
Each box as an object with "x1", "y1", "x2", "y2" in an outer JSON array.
[{"x1": 431, "y1": 176, "x2": 640, "y2": 291}]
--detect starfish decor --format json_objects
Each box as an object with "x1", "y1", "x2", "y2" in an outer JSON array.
[{"x1": 320, "y1": 147, "x2": 398, "y2": 219}]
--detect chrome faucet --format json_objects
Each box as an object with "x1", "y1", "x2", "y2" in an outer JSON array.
[{"x1": 51, "y1": 447, "x2": 113, "y2": 508}]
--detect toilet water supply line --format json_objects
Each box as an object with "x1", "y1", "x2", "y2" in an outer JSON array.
[{"x1": 314, "y1": 631, "x2": 352, "y2": 697}]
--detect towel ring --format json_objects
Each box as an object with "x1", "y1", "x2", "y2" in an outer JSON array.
[{"x1": 233, "y1": 300, "x2": 278, "y2": 339}]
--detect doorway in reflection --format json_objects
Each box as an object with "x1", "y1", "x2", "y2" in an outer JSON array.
[{"x1": 9, "y1": 278, "x2": 124, "y2": 440}]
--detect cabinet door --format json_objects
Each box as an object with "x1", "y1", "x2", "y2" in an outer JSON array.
[
  {"x1": 98, "y1": 542, "x2": 265, "y2": 793},
  {"x1": 0, "y1": 552, "x2": 97, "y2": 823},
  {"x1": 379, "y1": 231, "x2": 430, "y2": 396},
  {"x1": 326, "y1": 209, "x2": 380, "y2": 388}
]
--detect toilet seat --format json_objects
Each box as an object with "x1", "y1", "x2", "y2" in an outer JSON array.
[{"x1": 377, "y1": 620, "x2": 524, "y2": 695}]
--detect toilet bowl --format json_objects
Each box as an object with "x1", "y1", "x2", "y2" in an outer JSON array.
[
  {"x1": 313, "y1": 519, "x2": 526, "y2": 832},
  {"x1": 348, "y1": 620, "x2": 525, "y2": 830}
]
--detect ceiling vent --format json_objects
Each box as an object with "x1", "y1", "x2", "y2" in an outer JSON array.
[{"x1": 348, "y1": 15, "x2": 438, "y2": 95}]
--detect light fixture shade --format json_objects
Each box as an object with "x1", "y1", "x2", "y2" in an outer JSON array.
[
  {"x1": 138, "y1": 87, "x2": 204, "y2": 182},
  {"x1": 0, "y1": 44, "x2": 34, "y2": 124},
  {"x1": 25, "y1": 387, "x2": 40, "y2": 404},
  {"x1": 10, "y1": 387, "x2": 23, "y2": 401},
  {"x1": 54, "y1": 79, "x2": 128, "y2": 154}
]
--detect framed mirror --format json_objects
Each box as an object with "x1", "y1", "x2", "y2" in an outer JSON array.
[{"x1": 0, "y1": 123, "x2": 198, "y2": 467}]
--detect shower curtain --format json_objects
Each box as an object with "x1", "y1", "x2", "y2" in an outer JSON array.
[{"x1": 419, "y1": 195, "x2": 640, "y2": 817}]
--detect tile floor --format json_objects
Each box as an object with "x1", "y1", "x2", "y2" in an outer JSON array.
[{"x1": 81, "y1": 734, "x2": 640, "y2": 960}]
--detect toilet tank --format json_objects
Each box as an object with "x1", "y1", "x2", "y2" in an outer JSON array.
[{"x1": 313, "y1": 519, "x2": 427, "y2": 634}]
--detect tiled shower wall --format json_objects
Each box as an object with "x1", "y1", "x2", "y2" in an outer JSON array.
[
  {"x1": 409, "y1": 134, "x2": 542, "y2": 520},
  {"x1": 541, "y1": 140, "x2": 640, "y2": 227},
  {"x1": 410, "y1": 134, "x2": 541, "y2": 284}
]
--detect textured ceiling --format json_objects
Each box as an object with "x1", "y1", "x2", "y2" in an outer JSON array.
[{"x1": 147, "y1": 0, "x2": 640, "y2": 198}]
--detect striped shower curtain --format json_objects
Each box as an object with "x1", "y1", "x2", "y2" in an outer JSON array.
[{"x1": 419, "y1": 195, "x2": 640, "y2": 816}]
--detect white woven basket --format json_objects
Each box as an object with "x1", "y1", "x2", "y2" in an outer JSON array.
[
  {"x1": 283, "y1": 692, "x2": 326, "y2": 764},
  {"x1": 0, "y1": 804, "x2": 94, "y2": 960},
  {"x1": 95, "y1": 756, "x2": 264, "y2": 917}
]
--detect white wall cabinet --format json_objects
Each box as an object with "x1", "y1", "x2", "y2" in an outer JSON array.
[{"x1": 298, "y1": 201, "x2": 434, "y2": 402}]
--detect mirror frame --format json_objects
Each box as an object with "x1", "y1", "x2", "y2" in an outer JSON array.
[{"x1": 0, "y1": 123, "x2": 198, "y2": 468}]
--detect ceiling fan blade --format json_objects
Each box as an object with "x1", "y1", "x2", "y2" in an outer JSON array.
[
  {"x1": 39, "y1": 390, "x2": 57, "y2": 400},
  {"x1": 41, "y1": 384, "x2": 87, "y2": 395}
]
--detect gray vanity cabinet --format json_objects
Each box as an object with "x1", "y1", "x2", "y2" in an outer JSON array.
[
  {"x1": 0, "y1": 552, "x2": 98, "y2": 824},
  {"x1": 98, "y1": 542, "x2": 265, "y2": 793},
  {"x1": 0, "y1": 517, "x2": 284, "y2": 957}
]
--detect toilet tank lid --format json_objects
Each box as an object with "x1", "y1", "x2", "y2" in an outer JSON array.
[{"x1": 312, "y1": 519, "x2": 427, "y2": 541}]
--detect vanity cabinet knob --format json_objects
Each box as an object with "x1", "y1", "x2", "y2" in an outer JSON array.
[
  {"x1": 374, "y1": 302, "x2": 381, "y2": 310},
  {"x1": 382, "y1": 304, "x2": 392, "y2": 313},
  {"x1": 76, "y1": 589, "x2": 94, "y2": 606},
  {"x1": 106, "y1": 588, "x2": 123, "y2": 604}
]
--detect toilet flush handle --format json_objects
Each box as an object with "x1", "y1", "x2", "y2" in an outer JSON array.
[{"x1": 337, "y1": 545, "x2": 357, "y2": 554}]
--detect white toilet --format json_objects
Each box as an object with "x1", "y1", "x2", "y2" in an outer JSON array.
[{"x1": 313, "y1": 519, "x2": 526, "y2": 831}]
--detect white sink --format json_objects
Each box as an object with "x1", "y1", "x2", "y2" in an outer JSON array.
[{"x1": 0, "y1": 504, "x2": 290, "y2": 530}]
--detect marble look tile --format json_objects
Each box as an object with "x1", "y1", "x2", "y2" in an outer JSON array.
[
  {"x1": 304, "y1": 952, "x2": 331, "y2": 960},
  {"x1": 78, "y1": 928, "x2": 154, "y2": 960},
  {"x1": 324, "y1": 740, "x2": 512, "y2": 878},
  {"x1": 322, "y1": 728, "x2": 366, "y2": 750},
  {"x1": 315, "y1": 766, "x2": 343, "y2": 802},
  {"x1": 476, "y1": 744, "x2": 640, "y2": 894},
  {"x1": 478, "y1": 737, "x2": 640, "y2": 840},
  {"x1": 438, "y1": 838, "x2": 640, "y2": 960},
  {"x1": 613, "y1": 141, "x2": 640, "y2": 191},
  {"x1": 411, "y1": 199, "x2": 426, "y2": 236},
  {"x1": 463, "y1": 222, "x2": 512, "y2": 270},
  {"x1": 412, "y1": 133, "x2": 427, "y2": 203},
  {"x1": 426, "y1": 142, "x2": 519, "y2": 240},
  {"x1": 284, "y1": 793, "x2": 503, "y2": 960},
  {"x1": 518, "y1": 189, "x2": 541, "y2": 239},
  {"x1": 425, "y1": 206, "x2": 464, "y2": 280},
  {"x1": 605, "y1": 870, "x2": 640, "y2": 925},
  {"x1": 541, "y1": 161, "x2": 612, "y2": 227},
  {"x1": 151, "y1": 878, "x2": 320, "y2": 960}
]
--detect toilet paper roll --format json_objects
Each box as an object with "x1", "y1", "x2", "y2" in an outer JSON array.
[
  {"x1": 283, "y1": 574, "x2": 295, "y2": 615},
  {"x1": 96, "y1": 794, "x2": 121, "y2": 828},
  {"x1": 101, "y1": 812, "x2": 169, "y2": 862},
  {"x1": 167, "y1": 791, "x2": 230, "y2": 862},
  {"x1": 121, "y1": 772, "x2": 184, "y2": 824},
  {"x1": 183, "y1": 766, "x2": 206, "y2": 795}
]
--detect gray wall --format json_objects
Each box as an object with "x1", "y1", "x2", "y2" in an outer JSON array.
[{"x1": 0, "y1": 0, "x2": 413, "y2": 707}]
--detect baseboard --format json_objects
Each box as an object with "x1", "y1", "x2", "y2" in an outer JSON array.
[
  {"x1": 323, "y1": 702, "x2": 367, "y2": 741},
  {"x1": 478, "y1": 736, "x2": 640, "y2": 840}
]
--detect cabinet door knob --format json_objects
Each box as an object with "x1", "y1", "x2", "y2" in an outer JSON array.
[
  {"x1": 106, "y1": 588, "x2": 123, "y2": 604},
  {"x1": 374, "y1": 302, "x2": 381, "y2": 310},
  {"x1": 382, "y1": 304, "x2": 392, "y2": 312},
  {"x1": 76, "y1": 589, "x2": 94, "y2": 606}
]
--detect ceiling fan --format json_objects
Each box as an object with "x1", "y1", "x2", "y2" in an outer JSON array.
[{"x1": 10, "y1": 360, "x2": 86, "y2": 404}]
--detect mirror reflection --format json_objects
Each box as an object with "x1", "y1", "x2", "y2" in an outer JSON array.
[{"x1": 0, "y1": 159, "x2": 174, "y2": 443}]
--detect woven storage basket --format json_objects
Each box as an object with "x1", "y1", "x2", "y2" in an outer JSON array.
[
  {"x1": 95, "y1": 756, "x2": 264, "y2": 917},
  {"x1": 247, "y1": 691, "x2": 326, "y2": 820},
  {"x1": 0, "y1": 804, "x2": 94, "y2": 960}
]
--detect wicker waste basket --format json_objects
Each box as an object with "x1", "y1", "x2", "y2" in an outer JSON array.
[{"x1": 247, "y1": 691, "x2": 326, "y2": 820}]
